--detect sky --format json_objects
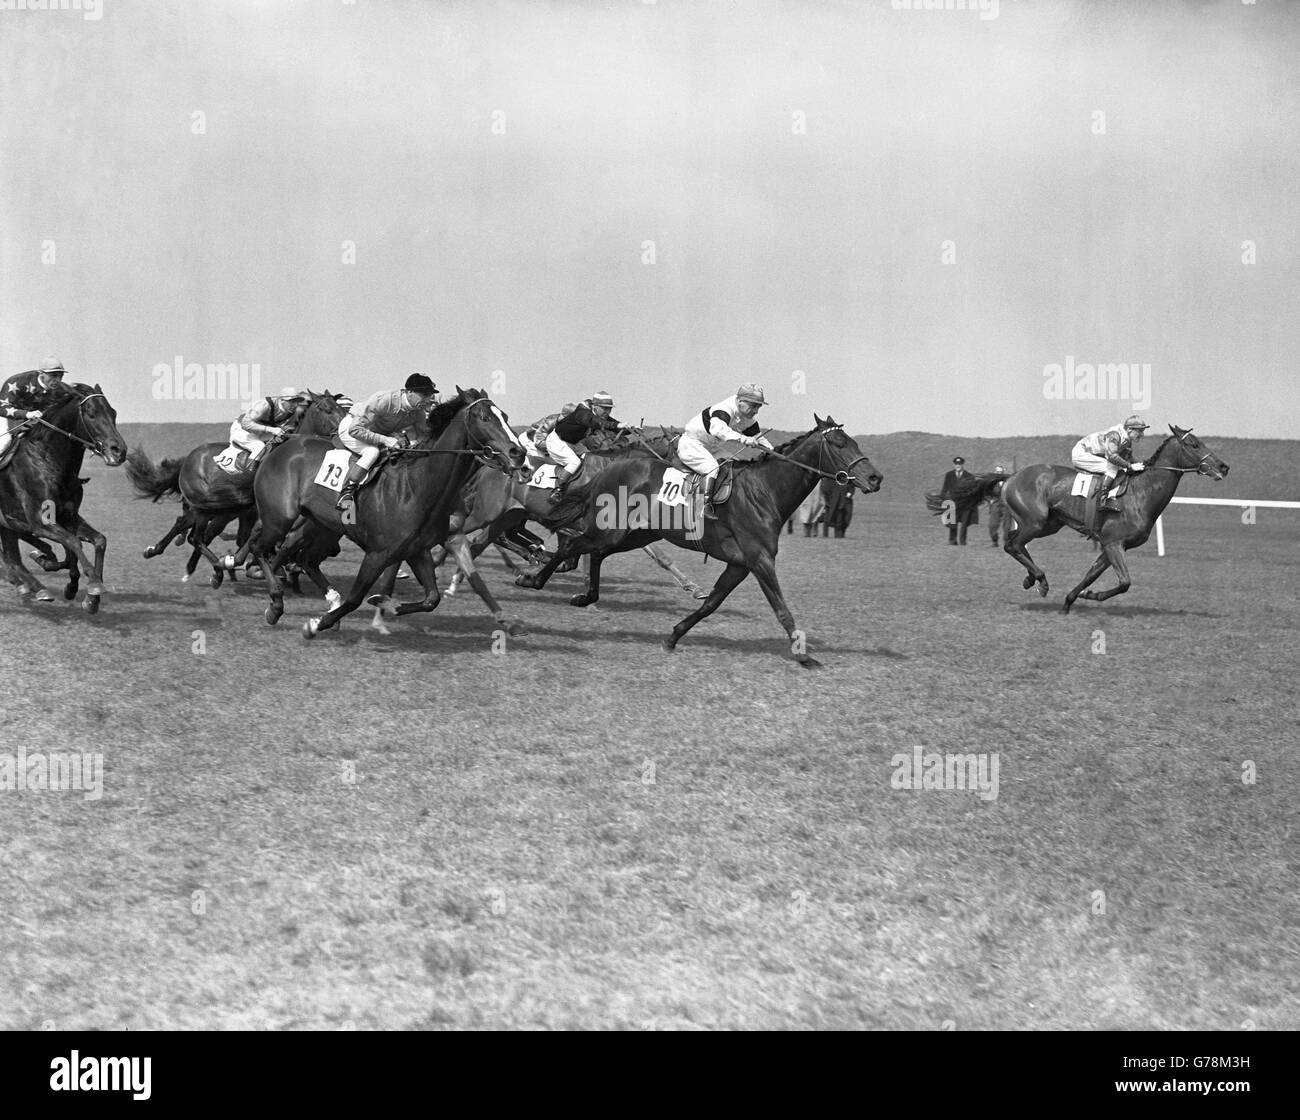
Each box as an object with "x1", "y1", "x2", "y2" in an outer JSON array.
[{"x1": 1, "y1": 0, "x2": 1296, "y2": 436}]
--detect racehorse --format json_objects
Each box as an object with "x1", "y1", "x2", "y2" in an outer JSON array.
[
  {"x1": 970, "y1": 425, "x2": 1229, "y2": 612},
  {"x1": 126, "y1": 389, "x2": 349, "y2": 587},
  {"x1": 249, "y1": 387, "x2": 526, "y2": 637},
  {"x1": 0, "y1": 382, "x2": 128, "y2": 612},
  {"x1": 514, "y1": 415, "x2": 882, "y2": 666}
]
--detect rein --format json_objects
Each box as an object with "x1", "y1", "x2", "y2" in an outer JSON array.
[
  {"x1": 30, "y1": 392, "x2": 108, "y2": 455},
  {"x1": 387, "y1": 397, "x2": 518, "y2": 473},
  {"x1": 760, "y1": 428, "x2": 868, "y2": 486}
]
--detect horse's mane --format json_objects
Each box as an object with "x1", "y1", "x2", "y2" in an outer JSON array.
[
  {"x1": 424, "y1": 391, "x2": 477, "y2": 441},
  {"x1": 1145, "y1": 433, "x2": 1176, "y2": 461},
  {"x1": 769, "y1": 429, "x2": 814, "y2": 456}
]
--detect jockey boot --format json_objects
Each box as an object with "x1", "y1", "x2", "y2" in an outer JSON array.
[
  {"x1": 548, "y1": 467, "x2": 575, "y2": 505},
  {"x1": 1098, "y1": 476, "x2": 1121, "y2": 512},
  {"x1": 335, "y1": 462, "x2": 367, "y2": 511}
]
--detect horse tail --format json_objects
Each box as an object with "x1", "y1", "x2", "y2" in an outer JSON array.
[{"x1": 125, "y1": 447, "x2": 183, "y2": 501}]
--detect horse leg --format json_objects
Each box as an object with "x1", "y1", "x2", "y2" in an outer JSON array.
[
  {"x1": 1062, "y1": 548, "x2": 1114, "y2": 614},
  {"x1": 748, "y1": 553, "x2": 821, "y2": 667},
  {"x1": 570, "y1": 551, "x2": 605, "y2": 608},
  {"x1": 304, "y1": 550, "x2": 393, "y2": 638},
  {"x1": 24, "y1": 521, "x2": 103, "y2": 598},
  {"x1": 2, "y1": 530, "x2": 52, "y2": 601},
  {"x1": 664, "y1": 561, "x2": 750, "y2": 652},
  {"x1": 514, "y1": 543, "x2": 573, "y2": 590},
  {"x1": 391, "y1": 549, "x2": 443, "y2": 617},
  {"x1": 445, "y1": 532, "x2": 521, "y2": 633},
  {"x1": 1077, "y1": 542, "x2": 1133, "y2": 603},
  {"x1": 644, "y1": 544, "x2": 707, "y2": 599},
  {"x1": 144, "y1": 509, "x2": 189, "y2": 559},
  {"x1": 1003, "y1": 520, "x2": 1050, "y2": 597}
]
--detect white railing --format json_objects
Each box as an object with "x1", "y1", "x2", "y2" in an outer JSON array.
[{"x1": 1155, "y1": 497, "x2": 1300, "y2": 556}]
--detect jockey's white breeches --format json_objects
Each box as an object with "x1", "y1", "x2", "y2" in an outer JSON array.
[
  {"x1": 544, "y1": 429, "x2": 582, "y2": 474},
  {"x1": 676, "y1": 433, "x2": 720, "y2": 480},
  {"x1": 337, "y1": 415, "x2": 384, "y2": 468},
  {"x1": 1071, "y1": 442, "x2": 1118, "y2": 480},
  {"x1": 229, "y1": 421, "x2": 268, "y2": 459}
]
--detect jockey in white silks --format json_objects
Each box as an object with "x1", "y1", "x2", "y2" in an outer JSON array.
[
  {"x1": 229, "y1": 388, "x2": 312, "y2": 463},
  {"x1": 334, "y1": 373, "x2": 438, "y2": 510},
  {"x1": 676, "y1": 382, "x2": 774, "y2": 503},
  {"x1": 1071, "y1": 414, "x2": 1150, "y2": 510}
]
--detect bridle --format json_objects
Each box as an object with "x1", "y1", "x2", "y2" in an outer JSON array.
[
  {"x1": 763, "y1": 426, "x2": 873, "y2": 488},
  {"x1": 1148, "y1": 429, "x2": 1215, "y2": 475},
  {"x1": 30, "y1": 390, "x2": 114, "y2": 458},
  {"x1": 393, "y1": 396, "x2": 522, "y2": 475}
]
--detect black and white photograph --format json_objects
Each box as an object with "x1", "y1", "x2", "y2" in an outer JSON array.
[{"x1": 2, "y1": 0, "x2": 1296, "y2": 1058}]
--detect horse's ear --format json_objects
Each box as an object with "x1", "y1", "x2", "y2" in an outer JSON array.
[{"x1": 813, "y1": 413, "x2": 823, "y2": 427}]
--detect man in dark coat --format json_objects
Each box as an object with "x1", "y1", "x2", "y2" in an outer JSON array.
[
  {"x1": 820, "y1": 476, "x2": 854, "y2": 538},
  {"x1": 940, "y1": 456, "x2": 978, "y2": 545}
]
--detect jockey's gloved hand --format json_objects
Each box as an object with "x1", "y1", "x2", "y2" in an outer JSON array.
[
  {"x1": 757, "y1": 437, "x2": 774, "y2": 450},
  {"x1": 740, "y1": 435, "x2": 760, "y2": 447},
  {"x1": 1130, "y1": 461, "x2": 1146, "y2": 471},
  {"x1": 270, "y1": 427, "x2": 287, "y2": 438},
  {"x1": 26, "y1": 410, "x2": 43, "y2": 421}
]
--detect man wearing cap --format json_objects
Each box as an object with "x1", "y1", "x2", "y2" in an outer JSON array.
[
  {"x1": 940, "y1": 456, "x2": 976, "y2": 545},
  {"x1": 228, "y1": 386, "x2": 313, "y2": 468},
  {"x1": 335, "y1": 373, "x2": 438, "y2": 511},
  {"x1": 1072, "y1": 415, "x2": 1150, "y2": 512},
  {"x1": 0, "y1": 358, "x2": 68, "y2": 462},
  {"x1": 677, "y1": 383, "x2": 774, "y2": 508},
  {"x1": 534, "y1": 391, "x2": 623, "y2": 504}
]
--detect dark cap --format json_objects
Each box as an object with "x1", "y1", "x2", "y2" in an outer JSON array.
[
  {"x1": 404, "y1": 373, "x2": 436, "y2": 395},
  {"x1": 952, "y1": 456, "x2": 965, "y2": 466}
]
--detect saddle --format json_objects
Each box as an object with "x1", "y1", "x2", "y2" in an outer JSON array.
[
  {"x1": 671, "y1": 456, "x2": 734, "y2": 516},
  {"x1": 1071, "y1": 470, "x2": 1128, "y2": 537},
  {"x1": 213, "y1": 445, "x2": 256, "y2": 476}
]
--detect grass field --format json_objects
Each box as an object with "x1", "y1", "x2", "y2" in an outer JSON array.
[{"x1": 2, "y1": 466, "x2": 1298, "y2": 1030}]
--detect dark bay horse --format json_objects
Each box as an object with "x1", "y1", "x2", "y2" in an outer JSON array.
[
  {"x1": 249, "y1": 387, "x2": 526, "y2": 637},
  {"x1": 514, "y1": 415, "x2": 882, "y2": 666},
  {"x1": 979, "y1": 425, "x2": 1228, "y2": 612},
  {"x1": 0, "y1": 382, "x2": 128, "y2": 612},
  {"x1": 126, "y1": 389, "x2": 349, "y2": 586}
]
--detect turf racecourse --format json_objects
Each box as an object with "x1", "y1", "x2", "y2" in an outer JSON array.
[{"x1": 1, "y1": 469, "x2": 1297, "y2": 1031}]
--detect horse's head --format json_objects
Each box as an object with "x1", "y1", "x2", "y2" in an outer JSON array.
[
  {"x1": 807, "y1": 414, "x2": 882, "y2": 494},
  {"x1": 455, "y1": 386, "x2": 527, "y2": 474},
  {"x1": 53, "y1": 383, "x2": 127, "y2": 466},
  {"x1": 1166, "y1": 424, "x2": 1229, "y2": 481},
  {"x1": 298, "y1": 388, "x2": 351, "y2": 436}
]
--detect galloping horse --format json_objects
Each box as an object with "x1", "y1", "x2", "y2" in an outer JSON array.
[
  {"x1": 126, "y1": 389, "x2": 349, "y2": 587},
  {"x1": 0, "y1": 382, "x2": 128, "y2": 612},
  {"x1": 515, "y1": 415, "x2": 882, "y2": 666},
  {"x1": 976, "y1": 425, "x2": 1229, "y2": 612},
  {"x1": 249, "y1": 387, "x2": 526, "y2": 637}
]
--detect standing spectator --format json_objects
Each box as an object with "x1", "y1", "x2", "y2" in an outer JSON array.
[
  {"x1": 986, "y1": 463, "x2": 1012, "y2": 548},
  {"x1": 798, "y1": 487, "x2": 825, "y2": 537},
  {"x1": 821, "y1": 476, "x2": 854, "y2": 538},
  {"x1": 940, "y1": 456, "x2": 978, "y2": 545}
]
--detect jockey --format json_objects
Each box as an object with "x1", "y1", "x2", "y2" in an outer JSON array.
[
  {"x1": 0, "y1": 358, "x2": 67, "y2": 461},
  {"x1": 1072, "y1": 414, "x2": 1150, "y2": 511},
  {"x1": 676, "y1": 382, "x2": 774, "y2": 503},
  {"x1": 335, "y1": 373, "x2": 437, "y2": 511},
  {"x1": 229, "y1": 387, "x2": 312, "y2": 465},
  {"x1": 534, "y1": 391, "x2": 622, "y2": 504}
]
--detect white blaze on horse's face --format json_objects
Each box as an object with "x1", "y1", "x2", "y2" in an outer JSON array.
[{"x1": 488, "y1": 403, "x2": 524, "y2": 448}]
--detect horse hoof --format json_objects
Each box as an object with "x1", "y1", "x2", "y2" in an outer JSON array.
[
  {"x1": 662, "y1": 637, "x2": 677, "y2": 652},
  {"x1": 570, "y1": 594, "x2": 594, "y2": 607},
  {"x1": 798, "y1": 656, "x2": 824, "y2": 669},
  {"x1": 302, "y1": 618, "x2": 319, "y2": 639},
  {"x1": 63, "y1": 584, "x2": 78, "y2": 601},
  {"x1": 1022, "y1": 575, "x2": 1035, "y2": 590},
  {"x1": 83, "y1": 596, "x2": 100, "y2": 615},
  {"x1": 515, "y1": 575, "x2": 536, "y2": 589},
  {"x1": 34, "y1": 590, "x2": 55, "y2": 603},
  {"x1": 1061, "y1": 601, "x2": 1073, "y2": 614},
  {"x1": 143, "y1": 546, "x2": 156, "y2": 559},
  {"x1": 505, "y1": 619, "x2": 523, "y2": 636},
  {"x1": 1037, "y1": 582, "x2": 1049, "y2": 598},
  {"x1": 326, "y1": 591, "x2": 344, "y2": 612},
  {"x1": 181, "y1": 572, "x2": 191, "y2": 583},
  {"x1": 265, "y1": 607, "x2": 282, "y2": 626},
  {"x1": 210, "y1": 571, "x2": 224, "y2": 589}
]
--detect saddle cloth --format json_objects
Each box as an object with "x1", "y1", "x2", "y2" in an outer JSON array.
[
  {"x1": 214, "y1": 445, "x2": 255, "y2": 476},
  {"x1": 312, "y1": 447, "x2": 379, "y2": 492}
]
